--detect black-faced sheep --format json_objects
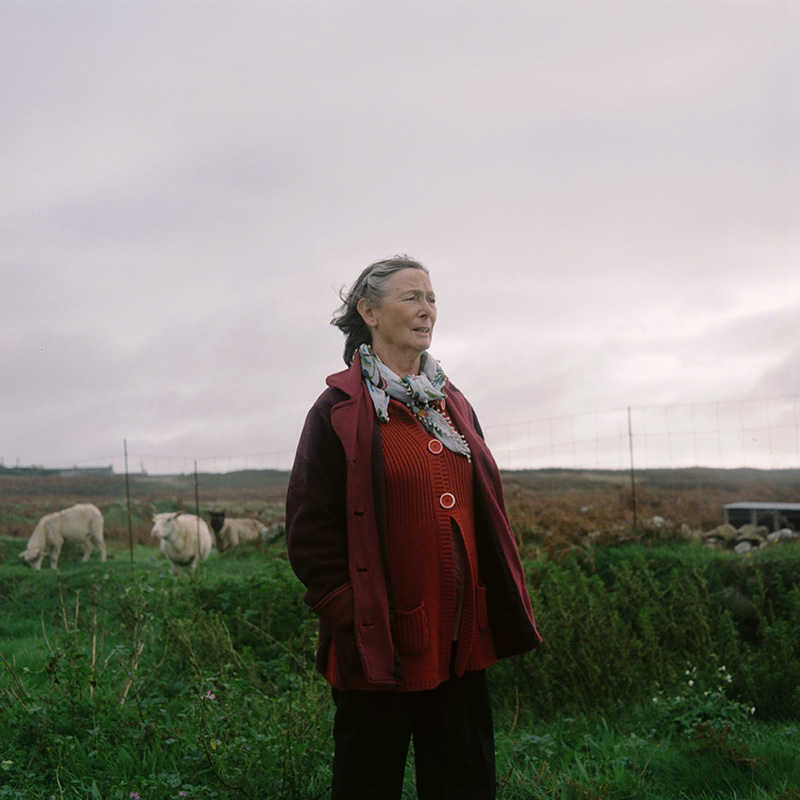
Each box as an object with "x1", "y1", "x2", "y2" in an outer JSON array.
[{"x1": 208, "y1": 510, "x2": 265, "y2": 552}]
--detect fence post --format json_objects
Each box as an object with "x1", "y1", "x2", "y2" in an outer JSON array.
[
  {"x1": 124, "y1": 439, "x2": 133, "y2": 565},
  {"x1": 628, "y1": 407, "x2": 638, "y2": 530},
  {"x1": 194, "y1": 461, "x2": 201, "y2": 563}
]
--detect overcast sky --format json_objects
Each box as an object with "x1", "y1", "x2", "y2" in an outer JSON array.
[{"x1": 2, "y1": 0, "x2": 798, "y2": 474}]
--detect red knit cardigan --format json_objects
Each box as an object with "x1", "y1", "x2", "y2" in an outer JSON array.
[
  {"x1": 286, "y1": 355, "x2": 542, "y2": 690},
  {"x1": 320, "y1": 399, "x2": 499, "y2": 690}
]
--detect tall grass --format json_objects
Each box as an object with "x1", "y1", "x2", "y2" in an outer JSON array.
[{"x1": 2, "y1": 537, "x2": 800, "y2": 798}]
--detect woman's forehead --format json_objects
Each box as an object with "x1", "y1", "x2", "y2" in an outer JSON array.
[{"x1": 386, "y1": 268, "x2": 434, "y2": 293}]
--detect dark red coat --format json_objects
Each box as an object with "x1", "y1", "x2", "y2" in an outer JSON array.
[{"x1": 285, "y1": 355, "x2": 542, "y2": 689}]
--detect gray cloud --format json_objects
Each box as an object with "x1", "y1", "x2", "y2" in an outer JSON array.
[{"x1": 1, "y1": 0, "x2": 798, "y2": 470}]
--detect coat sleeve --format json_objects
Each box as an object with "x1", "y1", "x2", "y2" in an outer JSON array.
[
  {"x1": 285, "y1": 396, "x2": 354, "y2": 628},
  {"x1": 446, "y1": 383, "x2": 543, "y2": 656}
]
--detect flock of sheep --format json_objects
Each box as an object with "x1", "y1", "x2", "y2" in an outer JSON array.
[{"x1": 17, "y1": 503, "x2": 282, "y2": 574}]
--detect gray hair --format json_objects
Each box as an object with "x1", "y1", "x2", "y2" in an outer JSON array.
[{"x1": 331, "y1": 255, "x2": 429, "y2": 365}]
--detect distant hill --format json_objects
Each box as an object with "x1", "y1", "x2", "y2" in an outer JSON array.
[{"x1": 2, "y1": 466, "x2": 797, "y2": 546}]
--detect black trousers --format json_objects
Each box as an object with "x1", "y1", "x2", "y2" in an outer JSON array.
[{"x1": 330, "y1": 669, "x2": 496, "y2": 800}]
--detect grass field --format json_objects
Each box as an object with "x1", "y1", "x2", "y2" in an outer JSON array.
[{"x1": 2, "y1": 467, "x2": 800, "y2": 798}]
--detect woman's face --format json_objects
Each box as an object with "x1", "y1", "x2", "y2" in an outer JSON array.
[{"x1": 358, "y1": 268, "x2": 437, "y2": 372}]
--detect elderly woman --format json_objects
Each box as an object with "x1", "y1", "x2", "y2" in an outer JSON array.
[{"x1": 286, "y1": 256, "x2": 541, "y2": 800}]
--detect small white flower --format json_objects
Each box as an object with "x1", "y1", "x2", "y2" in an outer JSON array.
[
  {"x1": 751, "y1": 707, "x2": 756, "y2": 715},
  {"x1": 688, "y1": 680, "x2": 694, "y2": 687}
]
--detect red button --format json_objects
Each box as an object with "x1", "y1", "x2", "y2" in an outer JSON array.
[
  {"x1": 439, "y1": 493, "x2": 456, "y2": 509},
  {"x1": 428, "y1": 439, "x2": 443, "y2": 454}
]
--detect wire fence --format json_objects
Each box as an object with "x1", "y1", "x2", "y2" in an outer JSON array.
[
  {"x1": 483, "y1": 394, "x2": 800, "y2": 471},
  {"x1": 6, "y1": 394, "x2": 800, "y2": 476}
]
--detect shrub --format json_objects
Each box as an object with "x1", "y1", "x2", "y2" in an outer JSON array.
[{"x1": 491, "y1": 543, "x2": 800, "y2": 726}]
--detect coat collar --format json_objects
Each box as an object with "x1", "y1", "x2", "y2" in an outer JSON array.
[{"x1": 326, "y1": 353, "x2": 366, "y2": 398}]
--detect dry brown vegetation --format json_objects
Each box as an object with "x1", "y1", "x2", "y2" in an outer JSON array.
[
  {"x1": 502, "y1": 467, "x2": 800, "y2": 558},
  {"x1": 1, "y1": 466, "x2": 798, "y2": 560},
  {"x1": 0, "y1": 469, "x2": 288, "y2": 552}
]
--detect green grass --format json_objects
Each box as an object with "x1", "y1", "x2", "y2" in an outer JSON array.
[
  {"x1": 496, "y1": 715, "x2": 800, "y2": 799},
  {"x1": 2, "y1": 536, "x2": 800, "y2": 798}
]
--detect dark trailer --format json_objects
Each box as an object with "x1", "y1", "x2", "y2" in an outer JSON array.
[{"x1": 724, "y1": 502, "x2": 800, "y2": 532}]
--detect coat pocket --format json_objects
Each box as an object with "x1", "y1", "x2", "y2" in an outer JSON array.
[
  {"x1": 312, "y1": 581, "x2": 354, "y2": 628},
  {"x1": 332, "y1": 627, "x2": 364, "y2": 676},
  {"x1": 394, "y1": 603, "x2": 429, "y2": 656}
]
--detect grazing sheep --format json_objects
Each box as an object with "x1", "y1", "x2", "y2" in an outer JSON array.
[
  {"x1": 151, "y1": 512, "x2": 212, "y2": 574},
  {"x1": 262, "y1": 522, "x2": 286, "y2": 544},
  {"x1": 208, "y1": 510, "x2": 265, "y2": 552},
  {"x1": 20, "y1": 503, "x2": 106, "y2": 570}
]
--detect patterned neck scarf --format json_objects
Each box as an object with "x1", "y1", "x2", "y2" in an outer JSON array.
[{"x1": 359, "y1": 344, "x2": 472, "y2": 461}]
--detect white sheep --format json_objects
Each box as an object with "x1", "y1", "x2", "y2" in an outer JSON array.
[
  {"x1": 20, "y1": 503, "x2": 106, "y2": 570},
  {"x1": 150, "y1": 512, "x2": 212, "y2": 574},
  {"x1": 208, "y1": 510, "x2": 265, "y2": 552}
]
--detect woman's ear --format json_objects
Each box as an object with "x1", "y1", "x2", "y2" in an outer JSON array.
[{"x1": 357, "y1": 297, "x2": 378, "y2": 329}]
